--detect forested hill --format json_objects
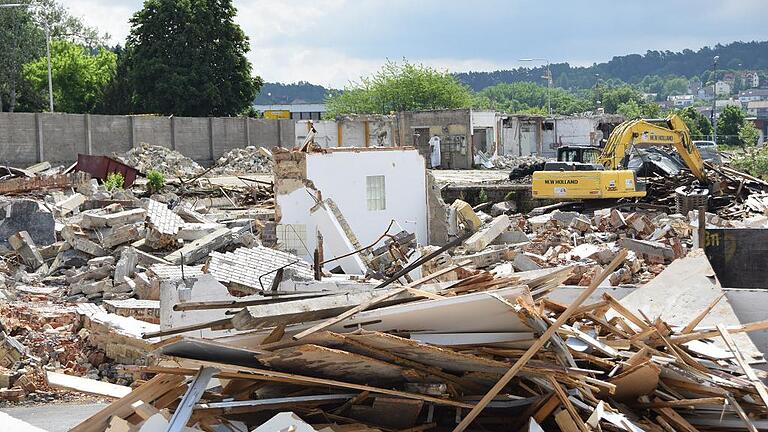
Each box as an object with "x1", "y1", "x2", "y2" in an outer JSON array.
[
  {"x1": 254, "y1": 81, "x2": 331, "y2": 104},
  {"x1": 454, "y1": 41, "x2": 768, "y2": 91}
]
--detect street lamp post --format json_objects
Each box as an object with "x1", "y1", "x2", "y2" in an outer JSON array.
[
  {"x1": 0, "y1": 2, "x2": 54, "y2": 112},
  {"x1": 519, "y1": 58, "x2": 551, "y2": 115},
  {"x1": 712, "y1": 55, "x2": 719, "y2": 144}
]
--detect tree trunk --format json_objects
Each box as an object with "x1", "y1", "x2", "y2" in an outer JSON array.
[{"x1": 0, "y1": 91, "x2": 4, "y2": 112}]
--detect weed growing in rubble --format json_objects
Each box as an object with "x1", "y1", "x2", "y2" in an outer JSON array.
[
  {"x1": 105, "y1": 172, "x2": 125, "y2": 191},
  {"x1": 146, "y1": 169, "x2": 166, "y2": 192},
  {"x1": 478, "y1": 188, "x2": 489, "y2": 203}
]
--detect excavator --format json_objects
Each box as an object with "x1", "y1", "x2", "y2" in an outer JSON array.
[{"x1": 531, "y1": 114, "x2": 707, "y2": 200}]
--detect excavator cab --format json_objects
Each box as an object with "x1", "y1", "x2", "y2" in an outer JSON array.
[{"x1": 543, "y1": 146, "x2": 605, "y2": 172}]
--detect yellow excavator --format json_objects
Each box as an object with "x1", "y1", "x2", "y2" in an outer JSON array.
[{"x1": 531, "y1": 114, "x2": 707, "y2": 200}]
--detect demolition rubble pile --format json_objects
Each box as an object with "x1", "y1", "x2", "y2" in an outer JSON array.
[
  {"x1": 475, "y1": 151, "x2": 546, "y2": 177},
  {"x1": 118, "y1": 143, "x2": 204, "y2": 177},
  {"x1": 65, "y1": 249, "x2": 768, "y2": 432},
  {"x1": 1, "y1": 149, "x2": 768, "y2": 431},
  {"x1": 0, "y1": 161, "x2": 274, "y2": 405},
  {"x1": 209, "y1": 146, "x2": 274, "y2": 175}
]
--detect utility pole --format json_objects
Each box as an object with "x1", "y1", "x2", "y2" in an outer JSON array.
[
  {"x1": 519, "y1": 58, "x2": 552, "y2": 116},
  {"x1": 44, "y1": 24, "x2": 53, "y2": 112},
  {"x1": 712, "y1": 55, "x2": 719, "y2": 144}
]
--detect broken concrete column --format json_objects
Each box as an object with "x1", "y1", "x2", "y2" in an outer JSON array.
[
  {"x1": 8, "y1": 231, "x2": 45, "y2": 270},
  {"x1": 114, "y1": 247, "x2": 138, "y2": 284},
  {"x1": 464, "y1": 215, "x2": 511, "y2": 253}
]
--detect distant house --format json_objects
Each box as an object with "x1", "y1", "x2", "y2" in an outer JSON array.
[
  {"x1": 722, "y1": 72, "x2": 736, "y2": 86},
  {"x1": 667, "y1": 94, "x2": 694, "y2": 107},
  {"x1": 698, "y1": 86, "x2": 714, "y2": 101},
  {"x1": 747, "y1": 101, "x2": 768, "y2": 118},
  {"x1": 741, "y1": 71, "x2": 760, "y2": 89},
  {"x1": 715, "y1": 81, "x2": 731, "y2": 96},
  {"x1": 739, "y1": 89, "x2": 768, "y2": 105}
]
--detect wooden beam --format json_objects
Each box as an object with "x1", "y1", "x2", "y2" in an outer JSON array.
[
  {"x1": 667, "y1": 319, "x2": 768, "y2": 345},
  {"x1": 681, "y1": 293, "x2": 725, "y2": 334},
  {"x1": 547, "y1": 376, "x2": 588, "y2": 432},
  {"x1": 143, "y1": 365, "x2": 473, "y2": 409},
  {"x1": 717, "y1": 324, "x2": 768, "y2": 410},
  {"x1": 450, "y1": 249, "x2": 627, "y2": 432}
]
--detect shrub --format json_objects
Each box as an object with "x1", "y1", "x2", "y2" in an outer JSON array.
[
  {"x1": 105, "y1": 172, "x2": 125, "y2": 191},
  {"x1": 731, "y1": 147, "x2": 768, "y2": 180},
  {"x1": 146, "y1": 169, "x2": 166, "y2": 192}
]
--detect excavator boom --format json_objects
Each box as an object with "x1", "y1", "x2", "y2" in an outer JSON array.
[{"x1": 599, "y1": 114, "x2": 707, "y2": 182}]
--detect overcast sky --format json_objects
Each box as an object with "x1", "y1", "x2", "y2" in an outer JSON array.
[{"x1": 66, "y1": 0, "x2": 766, "y2": 88}]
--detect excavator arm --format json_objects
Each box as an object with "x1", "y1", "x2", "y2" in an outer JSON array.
[{"x1": 598, "y1": 114, "x2": 707, "y2": 183}]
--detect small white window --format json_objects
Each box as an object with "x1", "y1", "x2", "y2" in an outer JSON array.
[
  {"x1": 366, "y1": 175, "x2": 386, "y2": 211},
  {"x1": 276, "y1": 224, "x2": 308, "y2": 256}
]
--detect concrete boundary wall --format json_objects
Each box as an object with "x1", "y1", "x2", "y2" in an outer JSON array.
[{"x1": 0, "y1": 112, "x2": 296, "y2": 166}]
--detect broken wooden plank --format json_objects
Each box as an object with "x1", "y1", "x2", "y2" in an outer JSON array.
[
  {"x1": 717, "y1": 324, "x2": 768, "y2": 409},
  {"x1": 450, "y1": 249, "x2": 627, "y2": 432},
  {"x1": 46, "y1": 371, "x2": 131, "y2": 399}
]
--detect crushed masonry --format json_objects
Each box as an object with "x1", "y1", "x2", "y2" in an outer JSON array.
[{"x1": 0, "y1": 143, "x2": 766, "y2": 431}]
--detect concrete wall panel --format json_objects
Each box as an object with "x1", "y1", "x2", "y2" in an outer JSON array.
[
  {"x1": 175, "y1": 117, "x2": 211, "y2": 161},
  {"x1": 133, "y1": 116, "x2": 172, "y2": 148},
  {"x1": 90, "y1": 114, "x2": 131, "y2": 155},
  {"x1": 212, "y1": 117, "x2": 245, "y2": 158},
  {"x1": 249, "y1": 119, "x2": 279, "y2": 148},
  {"x1": 41, "y1": 113, "x2": 85, "y2": 162},
  {"x1": 0, "y1": 113, "x2": 37, "y2": 165}
]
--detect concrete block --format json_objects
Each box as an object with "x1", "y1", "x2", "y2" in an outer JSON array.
[
  {"x1": 451, "y1": 199, "x2": 482, "y2": 231},
  {"x1": 178, "y1": 222, "x2": 225, "y2": 241},
  {"x1": 114, "y1": 247, "x2": 138, "y2": 284},
  {"x1": 464, "y1": 215, "x2": 511, "y2": 253},
  {"x1": 618, "y1": 238, "x2": 674, "y2": 261},
  {"x1": 55, "y1": 193, "x2": 86, "y2": 216},
  {"x1": 101, "y1": 223, "x2": 142, "y2": 249},
  {"x1": 8, "y1": 231, "x2": 45, "y2": 270},
  {"x1": 70, "y1": 237, "x2": 107, "y2": 257},
  {"x1": 551, "y1": 210, "x2": 580, "y2": 226},
  {"x1": 82, "y1": 208, "x2": 146, "y2": 229},
  {"x1": 512, "y1": 252, "x2": 543, "y2": 271},
  {"x1": 569, "y1": 216, "x2": 592, "y2": 233},
  {"x1": 609, "y1": 209, "x2": 627, "y2": 228},
  {"x1": 0, "y1": 199, "x2": 55, "y2": 248},
  {"x1": 164, "y1": 227, "x2": 235, "y2": 265},
  {"x1": 73, "y1": 279, "x2": 112, "y2": 295}
]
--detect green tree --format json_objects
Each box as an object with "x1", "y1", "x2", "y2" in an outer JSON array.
[
  {"x1": 738, "y1": 121, "x2": 760, "y2": 146},
  {"x1": 617, "y1": 99, "x2": 660, "y2": 119},
  {"x1": 598, "y1": 86, "x2": 645, "y2": 113},
  {"x1": 23, "y1": 39, "x2": 116, "y2": 113},
  {"x1": 0, "y1": 0, "x2": 105, "y2": 112},
  {"x1": 123, "y1": 0, "x2": 261, "y2": 116},
  {"x1": 675, "y1": 106, "x2": 713, "y2": 139},
  {"x1": 0, "y1": 3, "x2": 44, "y2": 112},
  {"x1": 717, "y1": 105, "x2": 746, "y2": 146},
  {"x1": 475, "y1": 82, "x2": 590, "y2": 115},
  {"x1": 325, "y1": 60, "x2": 473, "y2": 116}
]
